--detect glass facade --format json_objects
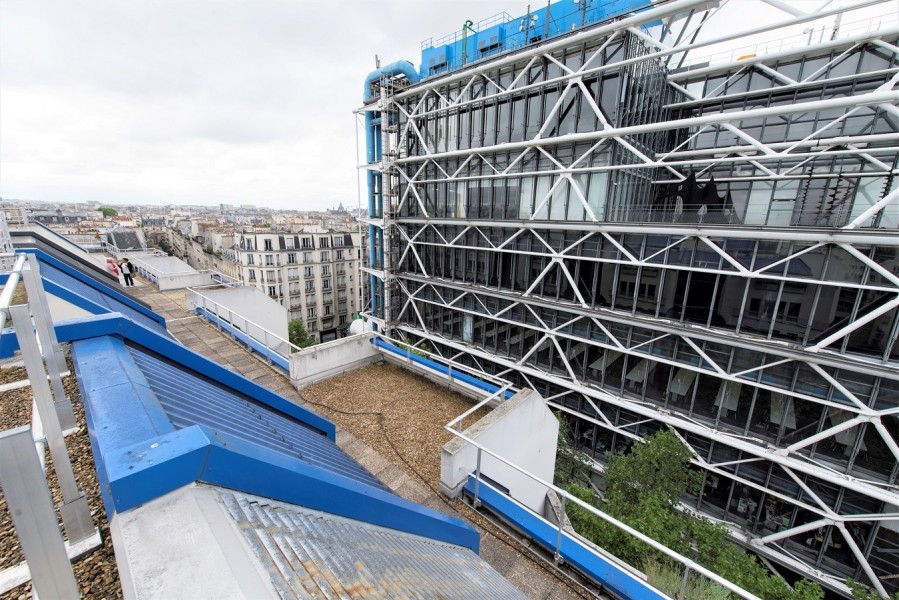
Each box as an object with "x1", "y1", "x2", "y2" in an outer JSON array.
[{"x1": 363, "y1": 6, "x2": 899, "y2": 596}]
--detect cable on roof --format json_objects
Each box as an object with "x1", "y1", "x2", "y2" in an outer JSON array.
[{"x1": 298, "y1": 394, "x2": 603, "y2": 600}]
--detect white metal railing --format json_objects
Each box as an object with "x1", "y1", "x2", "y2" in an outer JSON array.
[
  {"x1": 0, "y1": 252, "x2": 101, "y2": 597},
  {"x1": 394, "y1": 329, "x2": 762, "y2": 598},
  {"x1": 186, "y1": 287, "x2": 297, "y2": 369},
  {"x1": 0, "y1": 210, "x2": 16, "y2": 271},
  {"x1": 104, "y1": 241, "x2": 240, "y2": 290},
  {"x1": 680, "y1": 11, "x2": 896, "y2": 67},
  {"x1": 448, "y1": 420, "x2": 762, "y2": 600},
  {"x1": 373, "y1": 331, "x2": 516, "y2": 407}
]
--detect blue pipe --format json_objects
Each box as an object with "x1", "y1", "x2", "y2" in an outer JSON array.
[
  {"x1": 362, "y1": 60, "x2": 418, "y2": 103},
  {"x1": 373, "y1": 338, "x2": 514, "y2": 399},
  {"x1": 363, "y1": 61, "x2": 420, "y2": 324}
]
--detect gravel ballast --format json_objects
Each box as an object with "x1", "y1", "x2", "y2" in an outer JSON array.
[{"x1": 0, "y1": 356, "x2": 122, "y2": 600}]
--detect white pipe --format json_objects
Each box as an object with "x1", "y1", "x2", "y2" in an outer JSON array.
[
  {"x1": 401, "y1": 147, "x2": 899, "y2": 187},
  {"x1": 394, "y1": 217, "x2": 899, "y2": 246},
  {"x1": 758, "y1": 518, "x2": 830, "y2": 545},
  {"x1": 784, "y1": 416, "x2": 866, "y2": 453},
  {"x1": 669, "y1": 25, "x2": 899, "y2": 80},
  {"x1": 845, "y1": 185, "x2": 899, "y2": 228},
  {"x1": 657, "y1": 133, "x2": 899, "y2": 158},
  {"x1": 394, "y1": 90, "x2": 899, "y2": 165},
  {"x1": 807, "y1": 296, "x2": 899, "y2": 351},
  {"x1": 0, "y1": 254, "x2": 28, "y2": 331}
]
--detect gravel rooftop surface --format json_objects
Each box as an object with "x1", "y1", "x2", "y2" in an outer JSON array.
[
  {"x1": 300, "y1": 363, "x2": 596, "y2": 600},
  {"x1": 301, "y1": 362, "x2": 490, "y2": 486},
  {"x1": 0, "y1": 354, "x2": 122, "y2": 600}
]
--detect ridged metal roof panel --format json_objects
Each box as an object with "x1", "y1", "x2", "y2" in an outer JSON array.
[
  {"x1": 219, "y1": 491, "x2": 526, "y2": 600},
  {"x1": 126, "y1": 344, "x2": 387, "y2": 490},
  {"x1": 40, "y1": 260, "x2": 168, "y2": 335}
]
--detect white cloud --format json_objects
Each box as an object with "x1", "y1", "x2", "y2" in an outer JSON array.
[
  {"x1": 4, "y1": 0, "x2": 888, "y2": 211},
  {"x1": 1, "y1": 0, "x2": 518, "y2": 210}
]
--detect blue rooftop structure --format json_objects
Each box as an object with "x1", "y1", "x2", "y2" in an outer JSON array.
[
  {"x1": 0, "y1": 243, "x2": 530, "y2": 598},
  {"x1": 62, "y1": 314, "x2": 477, "y2": 551},
  {"x1": 419, "y1": 0, "x2": 653, "y2": 78},
  {"x1": 1, "y1": 248, "x2": 168, "y2": 339}
]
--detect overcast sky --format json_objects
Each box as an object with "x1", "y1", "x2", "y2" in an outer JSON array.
[{"x1": 1, "y1": 0, "x2": 889, "y2": 212}]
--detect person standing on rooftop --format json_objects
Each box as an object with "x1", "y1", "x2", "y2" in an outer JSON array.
[{"x1": 120, "y1": 258, "x2": 134, "y2": 287}]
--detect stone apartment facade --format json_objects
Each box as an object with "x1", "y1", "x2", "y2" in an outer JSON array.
[{"x1": 235, "y1": 231, "x2": 363, "y2": 343}]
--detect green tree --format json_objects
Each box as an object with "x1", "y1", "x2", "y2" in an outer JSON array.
[
  {"x1": 565, "y1": 430, "x2": 824, "y2": 600},
  {"x1": 847, "y1": 579, "x2": 899, "y2": 600},
  {"x1": 97, "y1": 207, "x2": 118, "y2": 217},
  {"x1": 553, "y1": 414, "x2": 593, "y2": 488},
  {"x1": 288, "y1": 319, "x2": 315, "y2": 350}
]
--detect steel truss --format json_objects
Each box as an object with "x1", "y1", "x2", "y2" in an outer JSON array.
[
  {"x1": 359, "y1": 0, "x2": 899, "y2": 596},
  {"x1": 397, "y1": 316, "x2": 898, "y2": 594},
  {"x1": 387, "y1": 1, "x2": 899, "y2": 230}
]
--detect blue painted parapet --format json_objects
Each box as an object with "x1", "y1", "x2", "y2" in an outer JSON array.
[
  {"x1": 373, "y1": 337, "x2": 514, "y2": 400},
  {"x1": 195, "y1": 306, "x2": 290, "y2": 372},
  {"x1": 463, "y1": 477, "x2": 666, "y2": 600}
]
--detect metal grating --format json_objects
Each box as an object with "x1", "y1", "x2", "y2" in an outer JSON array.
[
  {"x1": 39, "y1": 261, "x2": 168, "y2": 335},
  {"x1": 219, "y1": 491, "x2": 526, "y2": 600},
  {"x1": 126, "y1": 344, "x2": 387, "y2": 490}
]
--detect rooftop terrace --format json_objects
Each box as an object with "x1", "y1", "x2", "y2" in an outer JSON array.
[{"x1": 125, "y1": 281, "x2": 594, "y2": 600}]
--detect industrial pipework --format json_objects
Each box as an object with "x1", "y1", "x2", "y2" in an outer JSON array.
[{"x1": 362, "y1": 61, "x2": 419, "y2": 329}]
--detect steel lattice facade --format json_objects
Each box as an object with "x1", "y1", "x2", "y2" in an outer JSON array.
[{"x1": 359, "y1": 1, "x2": 899, "y2": 595}]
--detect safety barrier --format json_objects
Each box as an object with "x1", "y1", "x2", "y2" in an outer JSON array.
[{"x1": 0, "y1": 253, "x2": 101, "y2": 597}]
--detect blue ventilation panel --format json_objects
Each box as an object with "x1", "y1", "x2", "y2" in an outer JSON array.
[
  {"x1": 39, "y1": 260, "x2": 168, "y2": 335},
  {"x1": 125, "y1": 344, "x2": 387, "y2": 490}
]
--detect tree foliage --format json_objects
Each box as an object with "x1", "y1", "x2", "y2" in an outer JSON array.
[
  {"x1": 846, "y1": 579, "x2": 899, "y2": 600},
  {"x1": 565, "y1": 430, "x2": 824, "y2": 600},
  {"x1": 97, "y1": 207, "x2": 118, "y2": 217},
  {"x1": 287, "y1": 319, "x2": 315, "y2": 350},
  {"x1": 553, "y1": 414, "x2": 593, "y2": 488}
]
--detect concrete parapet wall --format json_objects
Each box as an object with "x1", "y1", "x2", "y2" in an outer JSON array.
[
  {"x1": 133, "y1": 255, "x2": 213, "y2": 291},
  {"x1": 441, "y1": 389, "x2": 558, "y2": 514},
  {"x1": 291, "y1": 333, "x2": 381, "y2": 388}
]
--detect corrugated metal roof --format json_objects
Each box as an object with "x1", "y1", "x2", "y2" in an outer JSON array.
[
  {"x1": 126, "y1": 344, "x2": 386, "y2": 490},
  {"x1": 219, "y1": 491, "x2": 527, "y2": 600},
  {"x1": 40, "y1": 260, "x2": 168, "y2": 335}
]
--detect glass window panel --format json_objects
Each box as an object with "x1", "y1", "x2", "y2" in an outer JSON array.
[
  {"x1": 745, "y1": 182, "x2": 773, "y2": 224},
  {"x1": 875, "y1": 378, "x2": 899, "y2": 410},
  {"x1": 692, "y1": 374, "x2": 722, "y2": 421},
  {"x1": 851, "y1": 420, "x2": 895, "y2": 481},
  {"x1": 533, "y1": 176, "x2": 552, "y2": 219}
]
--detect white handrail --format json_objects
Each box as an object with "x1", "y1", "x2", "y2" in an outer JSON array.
[
  {"x1": 186, "y1": 287, "x2": 300, "y2": 357},
  {"x1": 373, "y1": 331, "x2": 516, "y2": 392},
  {"x1": 0, "y1": 253, "x2": 28, "y2": 331},
  {"x1": 447, "y1": 425, "x2": 762, "y2": 600}
]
